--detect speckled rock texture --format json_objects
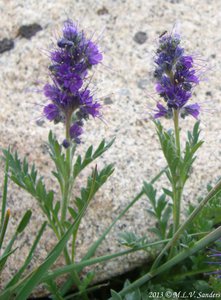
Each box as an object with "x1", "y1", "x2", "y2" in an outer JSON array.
[{"x1": 0, "y1": 0, "x2": 221, "y2": 296}]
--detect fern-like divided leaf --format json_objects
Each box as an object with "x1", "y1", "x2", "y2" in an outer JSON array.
[
  {"x1": 73, "y1": 138, "x2": 115, "y2": 179},
  {"x1": 155, "y1": 120, "x2": 203, "y2": 188},
  {"x1": 143, "y1": 182, "x2": 172, "y2": 239},
  {"x1": 111, "y1": 289, "x2": 123, "y2": 300},
  {"x1": 48, "y1": 131, "x2": 69, "y2": 189},
  {"x1": 118, "y1": 231, "x2": 148, "y2": 249},
  {"x1": 188, "y1": 181, "x2": 221, "y2": 234},
  {"x1": 154, "y1": 121, "x2": 179, "y2": 183},
  {"x1": 124, "y1": 280, "x2": 142, "y2": 300},
  {"x1": 2, "y1": 149, "x2": 56, "y2": 221},
  {"x1": 180, "y1": 121, "x2": 204, "y2": 185},
  {"x1": 68, "y1": 164, "x2": 114, "y2": 221}
]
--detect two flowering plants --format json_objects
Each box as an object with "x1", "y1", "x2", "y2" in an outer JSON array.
[{"x1": 0, "y1": 21, "x2": 221, "y2": 300}]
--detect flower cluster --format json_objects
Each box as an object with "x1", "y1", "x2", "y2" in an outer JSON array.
[
  {"x1": 43, "y1": 20, "x2": 102, "y2": 145},
  {"x1": 153, "y1": 32, "x2": 200, "y2": 119}
]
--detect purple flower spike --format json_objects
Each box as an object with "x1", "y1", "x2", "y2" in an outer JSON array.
[
  {"x1": 43, "y1": 20, "x2": 103, "y2": 144},
  {"x1": 153, "y1": 30, "x2": 201, "y2": 119}
]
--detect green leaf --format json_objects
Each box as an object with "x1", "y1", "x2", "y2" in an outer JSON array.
[
  {"x1": 3, "y1": 149, "x2": 54, "y2": 220},
  {"x1": 73, "y1": 138, "x2": 115, "y2": 179},
  {"x1": 179, "y1": 121, "x2": 203, "y2": 185},
  {"x1": 149, "y1": 228, "x2": 162, "y2": 239},
  {"x1": 45, "y1": 279, "x2": 64, "y2": 300},
  {"x1": 146, "y1": 209, "x2": 156, "y2": 218},
  {"x1": 68, "y1": 207, "x2": 77, "y2": 219},
  {"x1": 16, "y1": 210, "x2": 32, "y2": 234},
  {"x1": 111, "y1": 290, "x2": 122, "y2": 300},
  {"x1": 0, "y1": 248, "x2": 17, "y2": 272},
  {"x1": 155, "y1": 194, "x2": 167, "y2": 216},
  {"x1": 74, "y1": 164, "x2": 114, "y2": 216},
  {"x1": 118, "y1": 232, "x2": 148, "y2": 249},
  {"x1": 0, "y1": 209, "x2": 10, "y2": 250},
  {"x1": 124, "y1": 280, "x2": 141, "y2": 300},
  {"x1": 163, "y1": 188, "x2": 173, "y2": 199},
  {"x1": 40, "y1": 239, "x2": 170, "y2": 284},
  {"x1": 79, "y1": 271, "x2": 95, "y2": 292},
  {"x1": 143, "y1": 182, "x2": 156, "y2": 208},
  {"x1": 111, "y1": 227, "x2": 221, "y2": 298},
  {"x1": 57, "y1": 169, "x2": 166, "y2": 297},
  {"x1": 144, "y1": 180, "x2": 172, "y2": 240},
  {"x1": 154, "y1": 121, "x2": 179, "y2": 179},
  {"x1": 54, "y1": 202, "x2": 60, "y2": 216},
  {"x1": 13, "y1": 206, "x2": 88, "y2": 300},
  {"x1": 161, "y1": 205, "x2": 172, "y2": 226},
  {"x1": 5, "y1": 222, "x2": 47, "y2": 289}
]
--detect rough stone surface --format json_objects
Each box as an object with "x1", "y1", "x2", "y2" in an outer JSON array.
[
  {"x1": 133, "y1": 31, "x2": 148, "y2": 44},
  {"x1": 18, "y1": 23, "x2": 43, "y2": 39},
  {"x1": 0, "y1": 38, "x2": 14, "y2": 53},
  {"x1": 0, "y1": 0, "x2": 221, "y2": 296}
]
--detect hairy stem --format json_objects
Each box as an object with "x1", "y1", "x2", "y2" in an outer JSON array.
[
  {"x1": 173, "y1": 108, "x2": 182, "y2": 235},
  {"x1": 173, "y1": 109, "x2": 181, "y2": 158},
  {"x1": 59, "y1": 114, "x2": 89, "y2": 298},
  {"x1": 61, "y1": 113, "x2": 72, "y2": 224}
]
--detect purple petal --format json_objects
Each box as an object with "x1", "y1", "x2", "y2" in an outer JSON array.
[
  {"x1": 63, "y1": 20, "x2": 78, "y2": 40},
  {"x1": 86, "y1": 41, "x2": 103, "y2": 65},
  {"x1": 70, "y1": 122, "x2": 83, "y2": 143},
  {"x1": 43, "y1": 104, "x2": 60, "y2": 121},
  {"x1": 154, "y1": 102, "x2": 169, "y2": 119},
  {"x1": 183, "y1": 103, "x2": 200, "y2": 119},
  {"x1": 44, "y1": 84, "x2": 60, "y2": 101},
  {"x1": 180, "y1": 55, "x2": 193, "y2": 68}
]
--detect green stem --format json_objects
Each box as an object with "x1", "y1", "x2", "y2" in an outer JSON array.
[
  {"x1": 58, "y1": 167, "x2": 168, "y2": 297},
  {"x1": 41, "y1": 239, "x2": 170, "y2": 282},
  {"x1": 62, "y1": 247, "x2": 87, "y2": 299},
  {"x1": 60, "y1": 115, "x2": 89, "y2": 299},
  {"x1": 2, "y1": 231, "x2": 205, "y2": 293},
  {"x1": 173, "y1": 108, "x2": 182, "y2": 235},
  {"x1": 151, "y1": 177, "x2": 221, "y2": 270},
  {"x1": 49, "y1": 217, "x2": 84, "y2": 299},
  {"x1": 40, "y1": 231, "x2": 208, "y2": 282},
  {"x1": 173, "y1": 109, "x2": 181, "y2": 158},
  {"x1": 1, "y1": 154, "x2": 9, "y2": 231},
  {"x1": 82, "y1": 167, "x2": 167, "y2": 262},
  {"x1": 61, "y1": 116, "x2": 71, "y2": 224}
]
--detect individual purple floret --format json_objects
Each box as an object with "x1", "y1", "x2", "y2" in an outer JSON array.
[
  {"x1": 153, "y1": 31, "x2": 200, "y2": 119},
  {"x1": 43, "y1": 20, "x2": 103, "y2": 145},
  {"x1": 154, "y1": 102, "x2": 172, "y2": 119},
  {"x1": 70, "y1": 122, "x2": 84, "y2": 144}
]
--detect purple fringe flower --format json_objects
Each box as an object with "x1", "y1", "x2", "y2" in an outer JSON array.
[
  {"x1": 153, "y1": 31, "x2": 200, "y2": 119},
  {"x1": 43, "y1": 20, "x2": 103, "y2": 145},
  {"x1": 206, "y1": 248, "x2": 221, "y2": 278},
  {"x1": 70, "y1": 122, "x2": 84, "y2": 144}
]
